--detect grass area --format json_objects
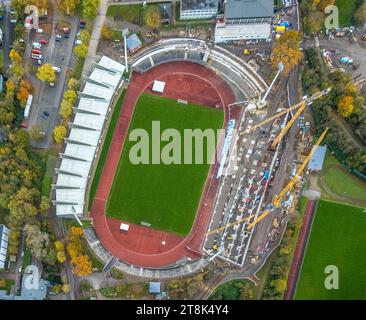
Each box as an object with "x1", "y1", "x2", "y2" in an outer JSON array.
[
  {"x1": 107, "y1": 3, "x2": 171, "y2": 26},
  {"x1": 209, "y1": 279, "x2": 257, "y2": 300},
  {"x1": 295, "y1": 200, "x2": 366, "y2": 299},
  {"x1": 319, "y1": 154, "x2": 366, "y2": 204},
  {"x1": 22, "y1": 249, "x2": 32, "y2": 270},
  {"x1": 88, "y1": 90, "x2": 126, "y2": 210},
  {"x1": 99, "y1": 282, "x2": 149, "y2": 299},
  {"x1": 106, "y1": 93, "x2": 223, "y2": 236},
  {"x1": 74, "y1": 58, "x2": 85, "y2": 80},
  {"x1": 40, "y1": 148, "x2": 58, "y2": 197},
  {"x1": 335, "y1": 0, "x2": 357, "y2": 27},
  {"x1": 62, "y1": 218, "x2": 93, "y2": 230},
  {"x1": 86, "y1": 249, "x2": 104, "y2": 271},
  {"x1": 0, "y1": 279, "x2": 15, "y2": 294}
]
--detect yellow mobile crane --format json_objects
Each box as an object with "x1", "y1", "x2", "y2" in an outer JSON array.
[
  {"x1": 246, "y1": 128, "x2": 329, "y2": 230},
  {"x1": 240, "y1": 88, "x2": 331, "y2": 136}
]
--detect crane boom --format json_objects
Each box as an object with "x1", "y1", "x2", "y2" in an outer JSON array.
[
  {"x1": 270, "y1": 102, "x2": 307, "y2": 149},
  {"x1": 272, "y1": 128, "x2": 329, "y2": 207},
  {"x1": 240, "y1": 87, "x2": 331, "y2": 136},
  {"x1": 206, "y1": 215, "x2": 252, "y2": 236},
  {"x1": 247, "y1": 128, "x2": 329, "y2": 231}
]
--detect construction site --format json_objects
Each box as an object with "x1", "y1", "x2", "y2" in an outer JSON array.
[{"x1": 203, "y1": 87, "x2": 331, "y2": 272}]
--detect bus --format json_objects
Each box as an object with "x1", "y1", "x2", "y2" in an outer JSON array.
[{"x1": 24, "y1": 94, "x2": 33, "y2": 119}]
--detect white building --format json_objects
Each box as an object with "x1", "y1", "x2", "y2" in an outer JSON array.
[
  {"x1": 180, "y1": 0, "x2": 219, "y2": 20},
  {"x1": 52, "y1": 56, "x2": 125, "y2": 218},
  {"x1": 215, "y1": 0, "x2": 274, "y2": 43},
  {"x1": 0, "y1": 225, "x2": 9, "y2": 269}
]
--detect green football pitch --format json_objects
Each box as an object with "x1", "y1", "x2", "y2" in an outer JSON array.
[
  {"x1": 106, "y1": 93, "x2": 224, "y2": 236},
  {"x1": 295, "y1": 200, "x2": 366, "y2": 299}
]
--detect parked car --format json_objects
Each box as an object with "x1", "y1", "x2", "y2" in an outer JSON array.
[
  {"x1": 32, "y1": 42, "x2": 42, "y2": 49},
  {"x1": 52, "y1": 66, "x2": 61, "y2": 73},
  {"x1": 31, "y1": 49, "x2": 41, "y2": 54},
  {"x1": 20, "y1": 122, "x2": 28, "y2": 128},
  {"x1": 56, "y1": 34, "x2": 63, "y2": 41},
  {"x1": 74, "y1": 39, "x2": 82, "y2": 45},
  {"x1": 40, "y1": 38, "x2": 48, "y2": 44},
  {"x1": 36, "y1": 28, "x2": 44, "y2": 33},
  {"x1": 37, "y1": 59, "x2": 43, "y2": 65},
  {"x1": 41, "y1": 111, "x2": 49, "y2": 119},
  {"x1": 80, "y1": 20, "x2": 86, "y2": 29}
]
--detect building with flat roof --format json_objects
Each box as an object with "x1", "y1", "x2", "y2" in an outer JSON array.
[
  {"x1": 180, "y1": 0, "x2": 219, "y2": 20},
  {"x1": 215, "y1": 0, "x2": 274, "y2": 43},
  {"x1": 0, "y1": 225, "x2": 9, "y2": 269},
  {"x1": 308, "y1": 145, "x2": 327, "y2": 172}
]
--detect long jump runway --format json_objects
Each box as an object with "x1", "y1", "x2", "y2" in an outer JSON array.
[{"x1": 91, "y1": 62, "x2": 236, "y2": 268}]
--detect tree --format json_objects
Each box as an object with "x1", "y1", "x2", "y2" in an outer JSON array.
[
  {"x1": 62, "y1": 284, "x2": 70, "y2": 293},
  {"x1": 337, "y1": 95, "x2": 354, "y2": 118},
  {"x1": 70, "y1": 226, "x2": 84, "y2": 239},
  {"x1": 37, "y1": 63, "x2": 56, "y2": 83},
  {"x1": 17, "y1": 79, "x2": 31, "y2": 103},
  {"x1": 270, "y1": 279, "x2": 287, "y2": 294},
  {"x1": 59, "y1": 99, "x2": 73, "y2": 120},
  {"x1": 53, "y1": 125, "x2": 67, "y2": 144},
  {"x1": 355, "y1": 2, "x2": 366, "y2": 26},
  {"x1": 81, "y1": 0, "x2": 99, "y2": 19},
  {"x1": 40, "y1": 196, "x2": 50, "y2": 213},
  {"x1": 29, "y1": 125, "x2": 45, "y2": 141},
  {"x1": 8, "y1": 230, "x2": 20, "y2": 255},
  {"x1": 101, "y1": 24, "x2": 114, "y2": 40},
  {"x1": 24, "y1": 223, "x2": 50, "y2": 261},
  {"x1": 57, "y1": 250, "x2": 67, "y2": 263},
  {"x1": 79, "y1": 30, "x2": 91, "y2": 45},
  {"x1": 74, "y1": 43, "x2": 88, "y2": 59},
  {"x1": 68, "y1": 78, "x2": 79, "y2": 90},
  {"x1": 54, "y1": 240, "x2": 65, "y2": 252},
  {"x1": 13, "y1": 129, "x2": 30, "y2": 148},
  {"x1": 9, "y1": 49, "x2": 22, "y2": 64},
  {"x1": 63, "y1": 90, "x2": 77, "y2": 104},
  {"x1": 144, "y1": 6, "x2": 161, "y2": 29},
  {"x1": 72, "y1": 255, "x2": 92, "y2": 276},
  {"x1": 57, "y1": 0, "x2": 79, "y2": 15},
  {"x1": 271, "y1": 30, "x2": 303, "y2": 75}
]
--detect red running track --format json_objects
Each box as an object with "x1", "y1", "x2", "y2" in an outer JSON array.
[
  {"x1": 284, "y1": 199, "x2": 317, "y2": 300},
  {"x1": 91, "y1": 62, "x2": 236, "y2": 268}
]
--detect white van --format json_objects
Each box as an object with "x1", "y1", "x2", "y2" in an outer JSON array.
[{"x1": 52, "y1": 66, "x2": 61, "y2": 73}]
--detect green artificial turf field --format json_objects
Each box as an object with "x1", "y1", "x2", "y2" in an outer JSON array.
[
  {"x1": 106, "y1": 93, "x2": 224, "y2": 236},
  {"x1": 295, "y1": 200, "x2": 366, "y2": 299}
]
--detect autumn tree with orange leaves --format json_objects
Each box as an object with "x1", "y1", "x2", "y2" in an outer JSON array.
[{"x1": 271, "y1": 30, "x2": 303, "y2": 75}]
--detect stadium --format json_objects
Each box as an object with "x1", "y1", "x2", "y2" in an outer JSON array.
[{"x1": 54, "y1": 38, "x2": 268, "y2": 278}]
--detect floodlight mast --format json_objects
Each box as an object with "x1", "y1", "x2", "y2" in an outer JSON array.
[
  {"x1": 260, "y1": 62, "x2": 284, "y2": 106},
  {"x1": 123, "y1": 28, "x2": 129, "y2": 73}
]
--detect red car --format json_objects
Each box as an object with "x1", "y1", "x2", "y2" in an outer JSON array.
[
  {"x1": 20, "y1": 122, "x2": 28, "y2": 128},
  {"x1": 40, "y1": 39, "x2": 48, "y2": 44},
  {"x1": 31, "y1": 49, "x2": 41, "y2": 54}
]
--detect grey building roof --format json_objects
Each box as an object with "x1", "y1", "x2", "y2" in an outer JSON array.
[
  {"x1": 225, "y1": 0, "x2": 274, "y2": 19},
  {"x1": 126, "y1": 33, "x2": 142, "y2": 52},
  {"x1": 159, "y1": 3, "x2": 172, "y2": 20},
  {"x1": 181, "y1": 0, "x2": 219, "y2": 12},
  {"x1": 308, "y1": 145, "x2": 327, "y2": 171}
]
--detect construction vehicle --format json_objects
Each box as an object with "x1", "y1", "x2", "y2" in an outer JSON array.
[
  {"x1": 243, "y1": 48, "x2": 250, "y2": 55},
  {"x1": 247, "y1": 128, "x2": 329, "y2": 230},
  {"x1": 240, "y1": 87, "x2": 331, "y2": 137}
]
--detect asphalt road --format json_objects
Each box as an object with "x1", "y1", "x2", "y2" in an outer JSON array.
[{"x1": 28, "y1": 15, "x2": 79, "y2": 149}]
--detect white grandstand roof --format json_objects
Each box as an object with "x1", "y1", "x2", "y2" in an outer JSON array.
[
  {"x1": 77, "y1": 97, "x2": 110, "y2": 116},
  {"x1": 68, "y1": 128, "x2": 101, "y2": 146},
  {"x1": 55, "y1": 56, "x2": 125, "y2": 217},
  {"x1": 98, "y1": 56, "x2": 125, "y2": 74},
  {"x1": 73, "y1": 113, "x2": 105, "y2": 131},
  {"x1": 55, "y1": 204, "x2": 84, "y2": 216},
  {"x1": 58, "y1": 158, "x2": 91, "y2": 177},
  {"x1": 89, "y1": 67, "x2": 122, "y2": 88},
  {"x1": 56, "y1": 174, "x2": 88, "y2": 189},
  {"x1": 83, "y1": 82, "x2": 115, "y2": 101},
  {"x1": 55, "y1": 189, "x2": 85, "y2": 204},
  {"x1": 64, "y1": 143, "x2": 96, "y2": 161}
]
